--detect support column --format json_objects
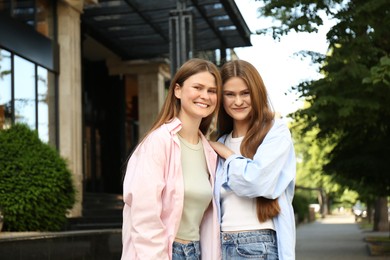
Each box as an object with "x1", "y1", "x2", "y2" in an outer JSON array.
[
  {"x1": 57, "y1": 1, "x2": 83, "y2": 217},
  {"x1": 137, "y1": 72, "x2": 166, "y2": 136},
  {"x1": 169, "y1": 0, "x2": 194, "y2": 76},
  {"x1": 107, "y1": 59, "x2": 170, "y2": 140}
]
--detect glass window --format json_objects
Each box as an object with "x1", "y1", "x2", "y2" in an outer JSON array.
[
  {"x1": 37, "y1": 66, "x2": 48, "y2": 142},
  {"x1": 0, "y1": 49, "x2": 12, "y2": 129},
  {"x1": 0, "y1": 1, "x2": 57, "y2": 145},
  {"x1": 14, "y1": 55, "x2": 36, "y2": 129},
  {"x1": 0, "y1": 1, "x2": 11, "y2": 14},
  {"x1": 12, "y1": 0, "x2": 35, "y2": 26},
  {"x1": 37, "y1": 66, "x2": 56, "y2": 145},
  {"x1": 0, "y1": 0, "x2": 55, "y2": 40},
  {"x1": 37, "y1": 0, "x2": 55, "y2": 39}
]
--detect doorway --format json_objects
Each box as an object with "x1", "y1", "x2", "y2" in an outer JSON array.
[{"x1": 82, "y1": 60, "x2": 126, "y2": 194}]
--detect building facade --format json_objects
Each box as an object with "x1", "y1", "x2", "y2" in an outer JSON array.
[{"x1": 0, "y1": 0, "x2": 251, "y2": 217}]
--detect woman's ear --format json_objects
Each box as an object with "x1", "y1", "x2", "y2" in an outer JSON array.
[{"x1": 174, "y1": 83, "x2": 181, "y2": 99}]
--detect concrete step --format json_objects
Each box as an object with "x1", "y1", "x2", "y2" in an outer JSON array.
[{"x1": 66, "y1": 192, "x2": 123, "y2": 230}]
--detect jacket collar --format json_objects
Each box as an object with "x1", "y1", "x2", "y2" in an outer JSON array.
[
  {"x1": 167, "y1": 118, "x2": 213, "y2": 150},
  {"x1": 165, "y1": 117, "x2": 182, "y2": 135}
]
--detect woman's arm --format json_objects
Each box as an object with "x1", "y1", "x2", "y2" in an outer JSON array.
[
  {"x1": 209, "y1": 140, "x2": 234, "y2": 159},
  {"x1": 122, "y1": 134, "x2": 170, "y2": 259},
  {"x1": 217, "y1": 123, "x2": 296, "y2": 199}
]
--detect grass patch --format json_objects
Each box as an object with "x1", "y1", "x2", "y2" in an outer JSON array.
[
  {"x1": 366, "y1": 236, "x2": 390, "y2": 256},
  {"x1": 366, "y1": 236, "x2": 390, "y2": 243},
  {"x1": 357, "y1": 219, "x2": 373, "y2": 230}
]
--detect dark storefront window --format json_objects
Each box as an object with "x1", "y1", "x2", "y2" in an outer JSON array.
[
  {"x1": 0, "y1": 0, "x2": 55, "y2": 39},
  {"x1": 36, "y1": 0, "x2": 55, "y2": 39}
]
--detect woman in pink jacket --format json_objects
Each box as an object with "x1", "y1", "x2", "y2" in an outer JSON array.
[{"x1": 121, "y1": 58, "x2": 222, "y2": 260}]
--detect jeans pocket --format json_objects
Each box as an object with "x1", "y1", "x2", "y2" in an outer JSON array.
[
  {"x1": 236, "y1": 242, "x2": 267, "y2": 259},
  {"x1": 265, "y1": 241, "x2": 278, "y2": 259},
  {"x1": 235, "y1": 240, "x2": 278, "y2": 259}
]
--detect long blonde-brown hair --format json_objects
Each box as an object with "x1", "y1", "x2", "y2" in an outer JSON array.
[
  {"x1": 122, "y1": 59, "x2": 222, "y2": 179},
  {"x1": 147, "y1": 58, "x2": 222, "y2": 137},
  {"x1": 219, "y1": 60, "x2": 280, "y2": 222}
]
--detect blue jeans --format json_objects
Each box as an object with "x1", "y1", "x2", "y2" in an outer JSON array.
[
  {"x1": 172, "y1": 241, "x2": 201, "y2": 260},
  {"x1": 221, "y1": 230, "x2": 278, "y2": 260}
]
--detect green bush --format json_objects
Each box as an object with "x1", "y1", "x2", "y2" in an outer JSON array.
[
  {"x1": 0, "y1": 124, "x2": 75, "y2": 231},
  {"x1": 292, "y1": 192, "x2": 310, "y2": 223}
]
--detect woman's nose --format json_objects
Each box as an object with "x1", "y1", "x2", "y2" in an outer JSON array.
[
  {"x1": 235, "y1": 95, "x2": 244, "y2": 105},
  {"x1": 200, "y1": 89, "x2": 210, "y2": 99}
]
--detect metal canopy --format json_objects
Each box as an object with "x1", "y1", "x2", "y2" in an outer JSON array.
[{"x1": 82, "y1": 0, "x2": 252, "y2": 60}]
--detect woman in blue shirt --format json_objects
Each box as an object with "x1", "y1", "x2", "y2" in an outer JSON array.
[{"x1": 209, "y1": 60, "x2": 296, "y2": 260}]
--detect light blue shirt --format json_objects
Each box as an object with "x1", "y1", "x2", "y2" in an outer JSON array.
[{"x1": 214, "y1": 119, "x2": 296, "y2": 260}]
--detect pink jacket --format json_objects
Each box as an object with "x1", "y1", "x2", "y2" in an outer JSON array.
[{"x1": 121, "y1": 118, "x2": 221, "y2": 259}]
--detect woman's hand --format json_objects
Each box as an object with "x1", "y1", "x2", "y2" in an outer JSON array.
[{"x1": 209, "y1": 141, "x2": 234, "y2": 159}]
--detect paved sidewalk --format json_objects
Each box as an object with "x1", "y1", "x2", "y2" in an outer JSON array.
[{"x1": 296, "y1": 212, "x2": 388, "y2": 260}]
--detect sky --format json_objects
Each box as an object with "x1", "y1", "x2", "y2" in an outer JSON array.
[{"x1": 234, "y1": 0, "x2": 334, "y2": 118}]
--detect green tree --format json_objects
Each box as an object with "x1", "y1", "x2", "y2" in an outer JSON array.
[
  {"x1": 291, "y1": 116, "x2": 358, "y2": 217},
  {"x1": 256, "y1": 0, "x2": 389, "y2": 231}
]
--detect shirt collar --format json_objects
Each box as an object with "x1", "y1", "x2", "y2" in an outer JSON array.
[{"x1": 165, "y1": 117, "x2": 182, "y2": 135}]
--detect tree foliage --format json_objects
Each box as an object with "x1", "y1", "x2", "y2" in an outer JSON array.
[
  {"x1": 291, "y1": 116, "x2": 359, "y2": 213},
  {"x1": 257, "y1": 0, "x2": 390, "y2": 196}
]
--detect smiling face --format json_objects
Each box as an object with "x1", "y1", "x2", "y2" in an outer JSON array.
[
  {"x1": 222, "y1": 76, "x2": 252, "y2": 124},
  {"x1": 174, "y1": 71, "x2": 218, "y2": 122}
]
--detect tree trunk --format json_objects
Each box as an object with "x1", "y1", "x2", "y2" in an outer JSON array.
[
  {"x1": 318, "y1": 189, "x2": 328, "y2": 218},
  {"x1": 366, "y1": 199, "x2": 373, "y2": 224},
  {"x1": 373, "y1": 196, "x2": 388, "y2": 232},
  {"x1": 327, "y1": 197, "x2": 332, "y2": 215}
]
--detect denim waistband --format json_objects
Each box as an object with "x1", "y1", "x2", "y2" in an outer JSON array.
[
  {"x1": 172, "y1": 240, "x2": 201, "y2": 257},
  {"x1": 221, "y1": 229, "x2": 276, "y2": 244}
]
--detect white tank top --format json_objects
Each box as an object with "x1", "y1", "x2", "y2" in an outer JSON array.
[{"x1": 221, "y1": 133, "x2": 275, "y2": 232}]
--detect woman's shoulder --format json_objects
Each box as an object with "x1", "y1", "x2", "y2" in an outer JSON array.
[
  {"x1": 145, "y1": 127, "x2": 172, "y2": 145},
  {"x1": 216, "y1": 133, "x2": 229, "y2": 143},
  {"x1": 271, "y1": 118, "x2": 291, "y2": 134},
  {"x1": 146, "y1": 118, "x2": 182, "y2": 140},
  {"x1": 263, "y1": 118, "x2": 292, "y2": 143}
]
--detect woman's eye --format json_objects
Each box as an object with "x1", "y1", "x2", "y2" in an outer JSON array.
[{"x1": 208, "y1": 89, "x2": 217, "y2": 93}]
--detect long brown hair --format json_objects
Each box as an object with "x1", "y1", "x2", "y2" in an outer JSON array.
[
  {"x1": 147, "y1": 58, "x2": 222, "y2": 137},
  {"x1": 121, "y1": 58, "x2": 222, "y2": 180},
  {"x1": 219, "y1": 60, "x2": 280, "y2": 222}
]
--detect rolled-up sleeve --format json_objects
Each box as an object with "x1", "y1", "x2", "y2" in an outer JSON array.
[{"x1": 223, "y1": 121, "x2": 296, "y2": 199}]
